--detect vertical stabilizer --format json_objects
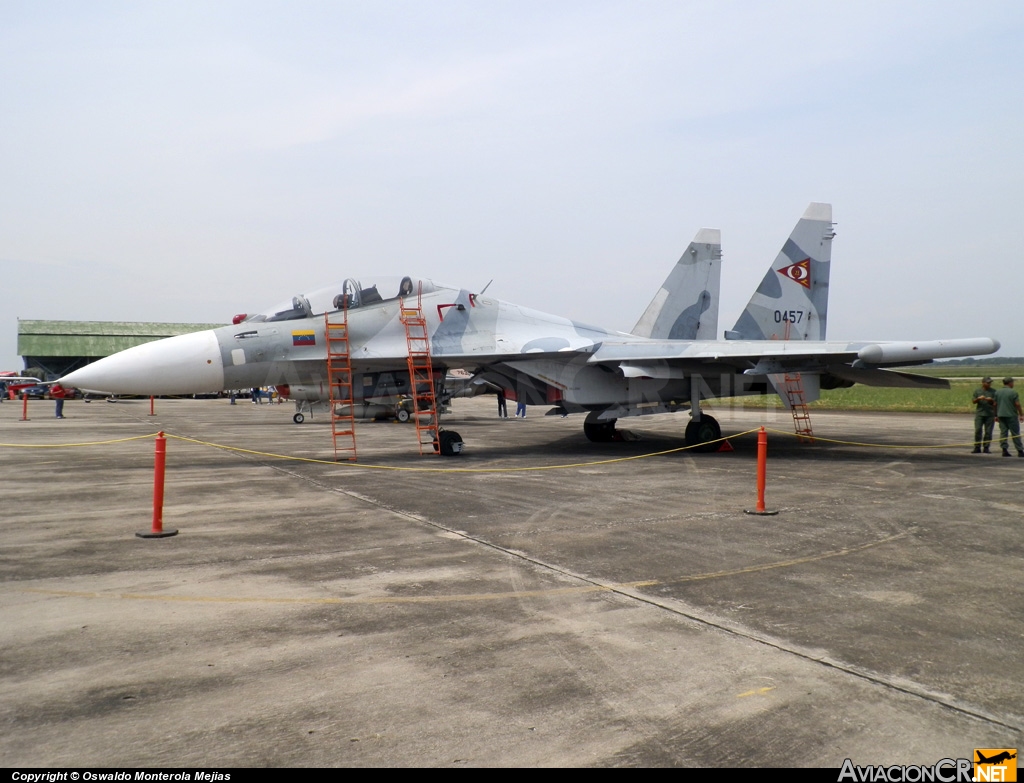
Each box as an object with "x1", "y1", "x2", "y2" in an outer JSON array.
[
  {"x1": 726, "y1": 203, "x2": 834, "y2": 341},
  {"x1": 632, "y1": 228, "x2": 722, "y2": 340}
]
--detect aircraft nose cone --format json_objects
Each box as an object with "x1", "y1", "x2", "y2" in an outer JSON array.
[{"x1": 61, "y1": 330, "x2": 225, "y2": 396}]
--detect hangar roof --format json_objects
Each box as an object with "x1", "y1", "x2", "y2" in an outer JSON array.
[{"x1": 18, "y1": 319, "x2": 226, "y2": 358}]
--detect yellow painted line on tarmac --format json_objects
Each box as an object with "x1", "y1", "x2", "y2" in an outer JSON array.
[
  {"x1": 20, "y1": 531, "x2": 905, "y2": 607},
  {"x1": 737, "y1": 686, "x2": 776, "y2": 698},
  {"x1": 23, "y1": 583, "x2": 640, "y2": 605}
]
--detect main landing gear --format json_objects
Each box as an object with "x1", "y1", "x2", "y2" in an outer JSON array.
[
  {"x1": 684, "y1": 414, "x2": 721, "y2": 453},
  {"x1": 683, "y1": 378, "x2": 722, "y2": 452},
  {"x1": 583, "y1": 418, "x2": 619, "y2": 442},
  {"x1": 582, "y1": 411, "x2": 722, "y2": 451}
]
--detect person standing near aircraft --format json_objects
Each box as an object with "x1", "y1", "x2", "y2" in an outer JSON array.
[
  {"x1": 496, "y1": 388, "x2": 507, "y2": 418},
  {"x1": 972, "y1": 376, "x2": 997, "y2": 453},
  {"x1": 51, "y1": 383, "x2": 68, "y2": 419},
  {"x1": 516, "y1": 399, "x2": 527, "y2": 418},
  {"x1": 994, "y1": 377, "x2": 1024, "y2": 457}
]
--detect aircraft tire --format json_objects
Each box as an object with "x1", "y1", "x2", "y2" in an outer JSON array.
[
  {"x1": 293, "y1": 413, "x2": 305, "y2": 424},
  {"x1": 584, "y1": 419, "x2": 618, "y2": 442},
  {"x1": 437, "y1": 430, "x2": 464, "y2": 456},
  {"x1": 684, "y1": 415, "x2": 721, "y2": 453},
  {"x1": 396, "y1": 408, "x2": 410, "y2": 423}
]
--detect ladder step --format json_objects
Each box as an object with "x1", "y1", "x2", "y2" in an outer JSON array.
[
  {"x1": 325, "y1": 309, "x2": 358, "y2": 462},
  {"x1": 781, "y1": 371, "x2": 814, "y2": 443},
  {"x1": 400, "y1": 297, "x2": 441, "y2": 456}
]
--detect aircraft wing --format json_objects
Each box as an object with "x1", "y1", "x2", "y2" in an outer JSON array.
[
  {"x1": 430, "y1": 336, "x2": 996, "y2": 391},
  {"x1": 588, "y1": 337, "x2": 998, "y2": 370},
  {"x1": 821, "y1": 366, "x2": 951, "y2": 389}
]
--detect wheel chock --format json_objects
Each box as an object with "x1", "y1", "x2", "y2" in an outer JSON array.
[{"x1": 717, "y1": 439, "x2": 734, "y2": 453}]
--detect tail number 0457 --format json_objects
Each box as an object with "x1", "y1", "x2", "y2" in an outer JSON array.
[{"x1": 773, "y1": 310, "x2": 804, "y2": 324}]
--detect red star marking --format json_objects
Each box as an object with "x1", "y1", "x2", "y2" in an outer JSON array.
[{"x1": 777, "y1": 259, "x2": 811, "y2": 288}]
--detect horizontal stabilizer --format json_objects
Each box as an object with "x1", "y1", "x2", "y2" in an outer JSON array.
[{"x1": 825, "y1": 366, "x2": 950, "y2": 389}]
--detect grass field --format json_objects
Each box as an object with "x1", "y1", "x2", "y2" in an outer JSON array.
[
  {"x1": 906, "y1": 363, "x2": 1024, "y2": 379},
  {"x1": 728, "y1": 365, "x2": 1024, "y2": 414}
]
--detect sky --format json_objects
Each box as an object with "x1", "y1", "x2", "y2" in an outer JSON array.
[{"x1": 2, "y1": 1, "x2": 1022, "y2": 371}]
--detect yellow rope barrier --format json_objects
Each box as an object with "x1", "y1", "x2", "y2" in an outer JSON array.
[
  {"x1": 0, "y1": 417, "x2": 1002, "y2": 465},
  {"x1": 0, "y1": 433, "x2": 160, "y2": 448},
  {"x1": 161, "y1": 429, "x2": 761, "y2": 473},
  {"x1": 761, "y1": 427, "x2": 990, "y2": 451}
]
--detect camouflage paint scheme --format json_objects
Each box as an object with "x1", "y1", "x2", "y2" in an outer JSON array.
[
  {"x1": 61, "y1": 204, "x2": 1000, "y2": 444},
  {"x1": 632, "y1": 227, "x2": 722, "y2": 342}
]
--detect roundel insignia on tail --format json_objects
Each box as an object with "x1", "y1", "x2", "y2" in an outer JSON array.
[{"x1": 777, "y1": 259, "x2": 811, "y2": 288}]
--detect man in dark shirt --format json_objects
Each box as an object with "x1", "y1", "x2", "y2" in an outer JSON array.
[
  {"x1": 971, "y1": 376, "x2": 997, "y2": 453},
  {"x1": 994, "y1": 377, "x2": 1024, "y2": 457}
]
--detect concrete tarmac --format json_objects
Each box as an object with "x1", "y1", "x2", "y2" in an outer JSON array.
[{"x1": 1, "y1": 395, "x2": 1021, "y2": 767}]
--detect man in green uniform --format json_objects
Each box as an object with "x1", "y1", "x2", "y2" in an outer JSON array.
[
  {"x1": 971, "y1": 376, "x2": 997, "y2": 453},
  {"x1": 994, "y1": 376, "x2": 1024, "y2": 457}
]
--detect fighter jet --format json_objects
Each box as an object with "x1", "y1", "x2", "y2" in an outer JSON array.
[{"x1": 61, "y1": 203, "x2": 999, "y2": 450}]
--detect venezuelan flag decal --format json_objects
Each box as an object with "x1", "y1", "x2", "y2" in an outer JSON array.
[{"x1": 292, "y1": 330, "x2": 316, "y2": 347}]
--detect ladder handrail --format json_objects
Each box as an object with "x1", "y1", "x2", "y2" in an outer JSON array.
[
  {"x1": 325, "y1": 307, "x2": 358, "y2": 461},
  {"x1": 782, "y1": 371, "x2": 815, "y2": 444},
  {"x1": 400, "y1": 284, "x2": 441, "y2": 456}
]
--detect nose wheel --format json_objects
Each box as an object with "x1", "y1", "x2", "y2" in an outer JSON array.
[
  {"x1": 434, "y1": 430, "x2": 464, "y2": 456},
  {"x1": 293, "y1": 413, "x2": 305, "y2": 424}
]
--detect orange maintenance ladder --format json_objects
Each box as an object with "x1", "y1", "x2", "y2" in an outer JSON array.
[
  {"x1": 781, "y1": 372, "x2": 815, "y2": 443},
  {"x1": 325, "y1": 307, "x2": 358, "y2": 462},
  {"x1": 400, "y1": 288, "x2": 440, "y2": 455},
  {"x1": 772, "y1": 319, "x2": 814, "y2": 444}
]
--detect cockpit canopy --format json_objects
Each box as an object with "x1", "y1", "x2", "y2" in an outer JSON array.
[{"x1": 249, "y1": 277, "x2": 437, "y2": 323}]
